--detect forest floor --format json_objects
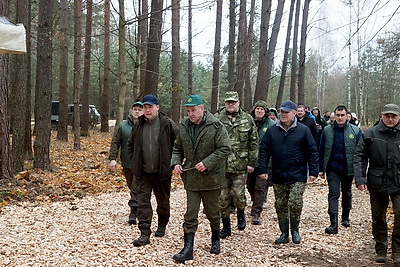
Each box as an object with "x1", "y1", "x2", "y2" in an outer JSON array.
[{"x1": 0, "y1": 131, "x2": 397, "y2": 266}]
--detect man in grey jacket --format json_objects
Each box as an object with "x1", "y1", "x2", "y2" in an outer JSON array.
[{"x1": 354, "y1": 103, "x2": 400, "y2": 264}]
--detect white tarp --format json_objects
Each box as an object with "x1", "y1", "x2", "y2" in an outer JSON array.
[{"x1": 0, "y1": 16, "x2": 26, "y2": 54}]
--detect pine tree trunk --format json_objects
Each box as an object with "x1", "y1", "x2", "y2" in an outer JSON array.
[
  {"x1": 297, "y1": 0, "x2": 311, "y2": 104},
  {"x1": 101, "y1": 0, "x2": 110, "y2": 133},
  {"x1": 138, "y1": 0, "x2": 148, "y2": 96},
  {"x1": 290, "y1": 0, "x2": 301, "y2": 102},
  {"x1": 211, "y1": 0, "x2": 223, "y2": 113},
  {"x1": 171, "y1": 0, "x2": 181, "y2": 122},
  {"x1": 227, "y1": 0, "x2": 236, "y2": 92}
]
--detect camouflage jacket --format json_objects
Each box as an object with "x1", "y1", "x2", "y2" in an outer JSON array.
[
  {"x1": 215, "y1": 107, "x2": 259, "y2": 173},
  {"x1": 171, "y1": 111, "x2": 231, "y2": 191}
]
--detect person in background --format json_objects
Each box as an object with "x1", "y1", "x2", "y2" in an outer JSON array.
[
  {"x1": 269, "y1": 108, "x2": 279, "y2": 122},
  {"x1": 171, "y1": 95, "x2": 230, "y2": 263},
  {"x1": 312, "y1": 107, "x2": 327, "y2": 138},
  {"x1": 296, "y1": 104, "x2": 319, "y2": 146},
  {"x1": 109, "y1": 101, "x2": 143, "y2": 225},
  {"x1": 258, "y1": 100, "x2": 318, "y2": 245},
  {"x1": 127, "y1": 94, "x2": 178, "y2": 247},
  {"x1": 323, "y1": 110, "x2": 331, "y2": 122},
  {"x1": 318, "y1": 105, "x2": 361, "y2": 235},
  {"x1": 247, "y1": 100, "x2": 276, "y2": 225},
  {"x1": 354, "y1": 103, "x2": 400, "y2": 264},
  {"x1": 349, "y1": 112, "x2": 359, "y2": 126},
  {"x1": 305, "y1": 105, "x2": 316, "y2": 122},
  {"x1": 215, "y1": 91, "x2": 259, "y2": 238}
]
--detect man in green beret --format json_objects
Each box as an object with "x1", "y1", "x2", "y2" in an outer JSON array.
[{"x1": 171, "y1": 95, "x2": 231, "y2": 263}]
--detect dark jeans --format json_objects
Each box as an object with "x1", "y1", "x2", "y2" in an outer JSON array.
[
  {"x1": 246, "y1": 172, "x2": 271, "y2": 216},
  {"x1": 326, "y1": 171, "x2": 353, "y2": 215},
  {"x1": 369, "y1": 191, "x2": 400, "y2": 254},
  {"x1": 184, "y1": 189, "x2": 221, "y2": 235},
  {"x1": 122, "y1": 168, "x2": 138, "y2": 211},
  {"x1": 136, "y1": 172, "x2": 171, "y2": 237}
]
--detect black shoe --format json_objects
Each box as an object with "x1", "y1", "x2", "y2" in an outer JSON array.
[
  {"x1": 128, "y1": 210, "x2": 137, "y2": 225},
  {"x1": 237, "y1": 208, "x2": 246, "y2": 230},
  {"x1": 133, "y1": 234, "x2": 150, "y2": 247},
  {"x1": 155, "y1": 226, "x2": 166, "y2": 237},
  {"x1": 275, "y1": 218, "x2": 289, "y2": 244},
  {"x1": 341, "y1": 218, "x2": 350, "y2": 227},
  {"x1": 210, "y1": 230, "x2": 220, "y2": 254},
  {"x1": 375, "y1": 253, "x2": 386, "y2": 263},
  {"x1": 173, "y1": 234, "x2": 194, "y2": 263},
  {"x1": 252, "y1": 215, "x2": 261, "y2": 225},
  {"x1": 325, "y1": 213, "x2": 338, "y2": 234},
  {"x1": 220, "y1": 217, "x2": 231, "y2": 238}
]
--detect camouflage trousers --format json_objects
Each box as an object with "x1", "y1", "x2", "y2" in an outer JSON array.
[
  {"x1": 273, "y1": 182, "x2": 306, "y2": 220},
  {"x1": 219, "y1": 173, "x2": 247, "y2": 217}
]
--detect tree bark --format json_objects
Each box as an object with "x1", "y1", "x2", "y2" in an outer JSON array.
[
  {"x1": 100, "y1": 0, "x2": 110, "y2": 133},
  {"x1": 144, "y1": 0, "x2": 164, "y2": 95},
  {"x1": 211, "y1": 0, "x2": 223, "y2": 113},
  {"x1": 138, "y1": 0, "x2": 148, "y2": 96},
  {"x1": 24, "y1": 0, "x2": 33, "y2": 159},
  {"x1": 115, "y1": 0, "x2": 127, "y2": 127},
  {"x1": 297, "y1": 0, "x2": 311, "y2": 104},
  {"x1": 10, "y1": 0, "x2": 29, "y2": 174},
  {"x1": 227, "y1": 0, "x2": 236, "y2": 92},
  {"x1": 171, "y1": 0, "x2": 181, "y2": 123},
  {"x1": 34, "y1": 0, "x2": 54, "y2": 168},
  {"x1": 290, "y1": 0, "x2": 301, "y2": 102},
  {"x1": 187, "y1": 0, "x2": 193, "y2": 94},
  {"x1": 81, "y1": 0, "x2": 93, "y2": 136},
  {"x1": 243, "y1": 0, "x2": 255, "y2": 111},
  {"x1": 234, "y1": 0, "x2": 247, "y2": 100},
  {"x1": 73, "y1": 0, "x2": 82, "y2": 150},
  {"x1": 57, "y1": 0, "x2": 69, "y2": 141},
  {"x1": 254, "y1": 0, "x2": 271, "y2": 102},
  {"x1": 276, "y1": 0, "x2": 296, "y2": 108}
]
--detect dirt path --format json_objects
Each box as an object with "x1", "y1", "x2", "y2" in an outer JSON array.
[{"x1": 0, "y1": 180, "x2": 395, "y2": 266}]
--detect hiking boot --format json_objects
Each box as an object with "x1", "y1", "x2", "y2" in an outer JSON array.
[
  {"x1": 325, "y1": 213, "x2": 338, "y2": 234},
  {"x1": 220, "y1": 217, "x2": 231, "y2": 238},
  {"x1": 375, "y1": 253, "x2": 386, "y2": 263},
  {"x1": 237, "y1": 208, "x2": 246, "y2": 230},
  {"x1": 173, "y1": 234, "x2": 194, "y2": 263},
  {"x1": 252, "y1": 215, "x2": 261, "y2": 225},
  {"x1": 155, "y1": 226, "x2": 166, "y2": 237},
  {"x1": 210, "y1": 230, "x2": 220, "y2": 255},
  {"x1": 341, "y1": 210, "x2": 350, "y2": 227},
  {"x1": 127, "y1": 208, "x2": 137, "y2": 225},
  {"x1": 133, "y1": 234, "x2": 150, "y2": 247}
]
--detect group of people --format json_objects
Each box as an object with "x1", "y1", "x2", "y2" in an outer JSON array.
[{"x1": 109, "y1": 92, "x2": 400, "y2": 264}]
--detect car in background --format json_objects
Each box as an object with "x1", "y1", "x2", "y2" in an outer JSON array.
[{"x1": 51, "y1": 101, "x2": 101, "y2": 130}]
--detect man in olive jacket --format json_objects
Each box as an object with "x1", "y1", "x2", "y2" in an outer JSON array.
[
  {"x1": 127, "y1": 94, "x2": 178, "y2": 247},
  {"x1": 171, "y1": 95, "x2": 230, "y2": 263},
  {"x1": 354, "y1": 103, "x2": 400, "y2": 264}
]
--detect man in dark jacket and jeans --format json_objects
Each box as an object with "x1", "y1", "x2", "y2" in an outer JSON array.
[
  {"x1": 127, "y1": 94, "x2": 178, "y2": 247},
  {"x1": 258, "y1": 100, "x2": 319, "y2": 245},
  {"x1": 318, "y1": 105, "x2": 361, "y2": 235},
  {"x1": 354, "y1": 103, "x2": 400, "y2": 264},
  {"x1": 171, "y1": 95, "x2": 231, "y2": 263}
]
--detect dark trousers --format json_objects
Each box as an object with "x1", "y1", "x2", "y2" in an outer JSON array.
[
  {"x1": 369, "y1": 191, "x2": 400, "y2": 254},
  {"x1": 122, "y1": 168, "x2": 138, "y2": 211},
  {"x1": 136, "y1": 172, "x2": 171, "y2": 236},
  {"x1": 183, "y1": 189, "x2": 221, "y2": 235},
  {"x1": 326, "y1": 171, "x2": 353, "y2": 215},
  {"x1": 246, "y1": 172, "x2": 270, "y2": 216}
]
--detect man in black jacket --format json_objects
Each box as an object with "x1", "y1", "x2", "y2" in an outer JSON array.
[
  {"x1": 354, "y1": 103, "x2": 400, "y2": 264},
  {"x1": 258, "y1": 100, "x2": 319, "y2": 245},
  {"x1": 127, "y1": 94, "x2": 178, "y2": 247},
  {"x1": 297, "y1": 104, "x2": 319, "y2": 146}
]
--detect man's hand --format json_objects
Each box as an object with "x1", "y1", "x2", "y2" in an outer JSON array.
[
  {"x1": 110, "y1": 160, "x2": 118, "y2": 171},
  {"x1": 259, "y1": 173, "x2": 268, "y2": 180},
  {"x1": 173, "y1": 164, "x2": 183, "y2": 175},
  {"x1": 357, "y1": 184, "x2": 368, "y2": 191},
  {"x1": 308, "y1": 176, "x2": 317, "y2": 183},
  {"x1": 247, "y1": 166, "x2": 255, "y2": 173},
  {"x1": 318, "y1": 172, "x2": 325, "y2": 179},
  {"x1": 195, "y1": 162, "x2": 207, "y2": 172}
]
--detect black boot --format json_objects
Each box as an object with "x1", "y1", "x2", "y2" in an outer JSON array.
[
  {"x1": 341, "y1": 210, "x2": 350, "y2": 227},
  {"x1": 290, "y1": 216, "x2": 301, "y2": 244},
  {"x1": 128, "y1": 207, "x2": 137, "y2": 225},
  {"x1": 275, "y1": 218, "x2": 289, "y2": 244},
  {"x1": 210, "y1": 230, "x2": 220, "y2": 254},
  {"x1": 173, "y1": 234, "x2": 194, "y2": 263},
  {"x1": 220, "y1": 217, "x2": 231, "y2": 238},
  {"x1": 237, "y1": 208, "x2": 246, "y2": 230},
  {"x1": 133, "y1": 234, "x2": 150, "y2": 247},
  {"x1": 325, "y1": 213, "x2": 338, "y2": 234}
]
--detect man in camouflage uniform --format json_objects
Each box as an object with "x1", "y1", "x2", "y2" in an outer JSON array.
[
  {"x1": 215, "y1": 91, "x2": 259, "y2": 238},
  {"x1": 171, "y1": 95, "x2": 231, "y2": 263}
]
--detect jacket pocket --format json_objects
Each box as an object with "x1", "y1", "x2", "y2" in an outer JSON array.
[
  {"x1": 395, "y1": 165, "x2": 400, "y2": 187},
  {"x1": 367, "y1": 168, "x2": 384, "y2": 187}
]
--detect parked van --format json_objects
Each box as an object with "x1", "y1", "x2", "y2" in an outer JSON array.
[{"x1": 51, "y1": 101, "x2": 101, "y2": 130}]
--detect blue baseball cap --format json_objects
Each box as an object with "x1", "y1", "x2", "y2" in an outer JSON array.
[
  {"x1": 142, "y1": 94, "x2": 159, "y2": 105},
  {"x1": 280, "y1": 100, "x2": 297, "y2": 112}
]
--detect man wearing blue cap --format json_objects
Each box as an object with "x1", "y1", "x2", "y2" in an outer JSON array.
[
  {"x1": 127, "y1": 94, "x2": 178, "y2": 247},
  {"x1": 258, "y1": 100, "x2": 318, "y2": 245},
  {"x1": 171, "y1": 95, "x2": 230, "y2": 262},
  {"x1": 109, "y1": 101, "x2": 143, "y2": 224}
]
